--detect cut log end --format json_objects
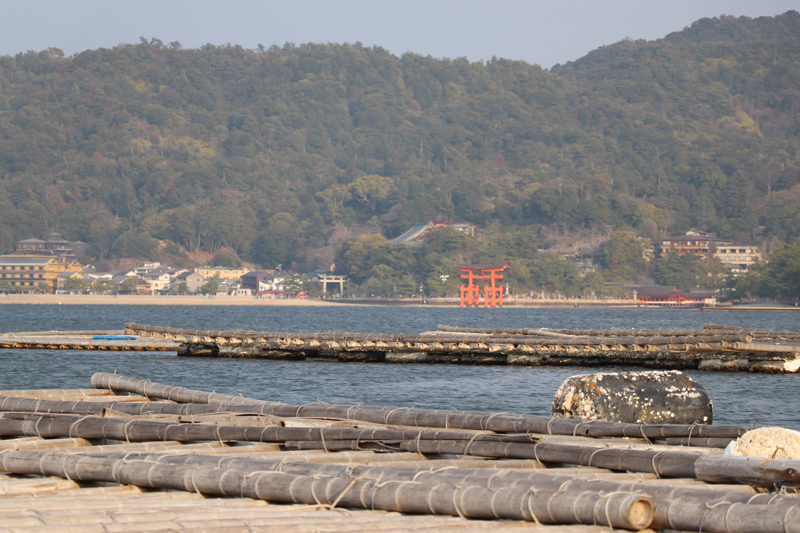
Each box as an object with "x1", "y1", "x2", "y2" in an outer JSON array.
[{"x1": 626, "y1": 497, "x2": 656, "y2": 531}]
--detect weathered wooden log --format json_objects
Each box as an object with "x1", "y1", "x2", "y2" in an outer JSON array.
[
  {"x1": 551, "y1": 371, "x2": 713, "y2": 425},
  {"x1": 395, "y1": 439, "x2": 800, "y2": 487},
  {"x1": 1, "y1": 392, "x2": 742, "y2": 441},
  {"x1": 0, "y1": 412, "x2": 536, "y2": 446},
  {"x1": 704, "y1": 324, "x2": 800, "y2": 337},
  {"x1": 0, "y1": 388, "x2": 115, "y2": 397},
  {"x1": 89, "y1": 451, "x2": 800, "y2": 505},
  {"x1": 437, "y1": 325, "x2": 747, "y2": 337},
  {"x1": 0, "y1": 451, "x2": 655, "y2": 530},
  {"x1": 13, "y1": 374, "x2": 755, "y2": 440},
  {"x1": 664, "y1": 437, "x2": 734, "y2": 448},
  {"x1": 732, "y1": 342, "x2": 800, "y2": 353},
  {"x1": 1, "y1": 330, "x2": 128, "y2": 337},
  {"x1": 694, "y1": 454, "x2": 800, "y2": 486},
  {"x1": 90, "y1": 373, "x2": 266, "y2": 406},
  {"x1": 52, "y1": 452, "x2": 800, "y2": 532}
]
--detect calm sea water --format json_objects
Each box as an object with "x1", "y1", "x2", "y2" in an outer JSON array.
[{"x1": 0, "y1": 304, "x2": 797, "y2": 429}]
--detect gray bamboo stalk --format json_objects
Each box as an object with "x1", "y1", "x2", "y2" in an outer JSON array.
[
  {"x1": 91, "y1": 372, "x2": 267, "y2": 405},
  {"x1": 87, "y1": 373, "x2": 748, "y2": 439},
  {"x1": 437, "y1": 325, "x2": 741, "y2": 337},
  {"x1": 0, "y1": 450, "x2": 654, "y2": 530},
  {"x1": 101, "y1": 451, "x2": 800, "y2": 508},
  {"x1": 1, "y1": 412, "x2": 797, "y2": 488}
]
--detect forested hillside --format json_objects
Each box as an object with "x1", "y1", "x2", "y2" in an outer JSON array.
[{"x1": 0, "y1": 12, "x2": 798, "y2": 293}]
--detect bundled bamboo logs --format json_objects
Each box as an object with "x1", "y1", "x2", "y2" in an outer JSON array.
[
  {"x1": 89, "y1": 373, "x2": 750, "y2": 438},
  {"x1": 0, "y1": 372, "x2": 751, "y2": 442},
  {"x1": 0, "y1": 409, "x2": 796, "y2": 486},
  {"x1": 0, "y1": 450, "x2": 656, "y2": 529},
  {"x1": 0, "y1": 374, "x2": 798, "y2": 532}
]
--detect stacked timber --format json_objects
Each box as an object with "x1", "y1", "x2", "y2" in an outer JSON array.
[
  {"x1": 122, "y1": 321, "x2": 800, "y2": 372},
  {"x1": 0, "y1": 373, "x2": 797, "y2": 532}
]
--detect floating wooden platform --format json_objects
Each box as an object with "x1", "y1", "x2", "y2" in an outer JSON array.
[
  {"x1": 123, "y1": 322, "x2": 800, "y2": 373},
  {"x1": 0, "y1": 330, "x2": 178, "y2": 351},
  {"x1": 4, "y1": 322, "x2": 799, "y2": 372},
  {"x1": 0, "y1": 372, "x2": 798, "y2": 532}
]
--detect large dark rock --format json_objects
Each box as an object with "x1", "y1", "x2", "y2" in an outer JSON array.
[{"x1": 551, "y1": 370, "x2": 713, "y2": 425}]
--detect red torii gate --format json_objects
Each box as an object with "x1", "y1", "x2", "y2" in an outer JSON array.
[{"x1": 455, "y1": 263, "x2": 509, "y2": 307}]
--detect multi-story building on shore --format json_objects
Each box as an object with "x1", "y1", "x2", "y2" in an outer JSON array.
[
  {"x1": 195, "y1": 266, "x2": 251, "y2": 280},
  {"x1": 656, "y1": 231, "x2": 732, "y2": 259},
  {"x1": 656, "y1": 230, "x2": 763, "y2": 274},
  {"x1": 0, "y1": 255, "x2": 83, "y2": 292},
  {"x1": 14, "y1": 233, "x2": 86, "y2": 260},
  {"x1": 713, "y1": 244, "x2": 763, "y2": 274}
]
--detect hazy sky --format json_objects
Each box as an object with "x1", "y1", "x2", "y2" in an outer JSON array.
[{"x1": 1, "y1": 0, "x2": 798, "y2": 68}]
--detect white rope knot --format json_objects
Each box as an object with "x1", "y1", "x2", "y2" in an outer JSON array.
[
  {"x1": 686, "y1": 421, "x2": 699, "y2": 446},
  {"x1": 482, "y1": 412, "x2": 506, "y2": 431},
  {"x1": 67, "y1": 416, "x2": 90, "y2": 439},
  {"x1": 650, "y1": 451, "x2": 665, "y2": 478},
  {"x1": 699, "y1": 500, "x2": 730, "y2": 533},
  {"x1": 526, "y1": 489, "x2": 542, "y2": 526},
  {"x1": 452, "y1": 484, "x2": 467, "y2": 519},
  {"x1": 639, "y1": 424, "x2": 652, "y2": 445}
]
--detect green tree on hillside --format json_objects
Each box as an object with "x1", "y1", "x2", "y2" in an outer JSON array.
[{"x1": 599, "y1": 231, "x2": 648, "y2": 282}]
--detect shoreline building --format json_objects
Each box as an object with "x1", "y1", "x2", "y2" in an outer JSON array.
[
  {"x1": 657, "y1": 230, "x2": 763, "y2": 274},
  {"x1": 714, "y1": 244, "x2": 763, "y2": 274},
  {"x1": 195, "y1": 266, "x2": 251, "y2": 280},
  {"x1": 14, "y1": 233, "x2": 86, "y2": 260},
  {"x1": 0, "y1": 255, "x2": 84, "y2": 292},
  {"x1": 629, "y1": 285, "x2": 717, "y2": 306}
]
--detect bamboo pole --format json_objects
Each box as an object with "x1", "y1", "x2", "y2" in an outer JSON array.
[
  {"x1": 0, "y1": 451, "x2": 654, "y2": 530},
  {"x1": 5, "y1": 450, "x2": 800, "y2": 532},
  {"x1": 0, "y1": 511, "x2": 529, "y2": 531},
  {"x1": 0, "y1": 437, "x2": 93, "y2": 451},
  {"x1": 1, "y1": 331, "x2": 127, "y2": 337},
  {"x1": 0, "y1": 411, "x2": 724, "y2": 461},
  {"x1": 68, "y1": 452, "x2": 795, "y2": 509},
  {"x1": 0, "y1": 391, "x2": 748, "y2": 440},
  {"x1": 704, "y1": 324, "x2": 800, "y2": 337},
  {"x1": 85, "y1": 374, "x2": 751, "y2": 439},
  {"x1": 0, "y1": 484, "x2": 143, "y2": 499},
  {"x1": 0, "y1": 389, "x2": 116, "y2": 397},
  {"x1": 97, "y1": 452, "x2": 800, "y2": 532},
  {"x1": 437, "y1": 325, "x2": 745, "y2": 337},
  {"x1": 91, "y1": 373, "x2": 267, "y2": 406},
  {"x1": 0, "y1": 411, "x2": 556, "y2": 445},
  {"x1": 0, "y1": 519, "x2": 617, "y2": 533}
]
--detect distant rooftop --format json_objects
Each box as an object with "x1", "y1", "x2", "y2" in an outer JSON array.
[
  {"x1": 388, "y1": 223, "x2": 431, "y2": 246},
  {"x1": 0, "y1": 256, "x2": 56, "y2": 266},
  {"x1": 389, "y1": 219, "x2": 476, "y2": 247}
]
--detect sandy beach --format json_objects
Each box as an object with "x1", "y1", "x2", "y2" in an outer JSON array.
[
  {"x1": 0, "y1": 294, "x2": 347, "y2": 306},
  {"x1": 0, "y1": 293, "x2": 646, "y2": 307}
]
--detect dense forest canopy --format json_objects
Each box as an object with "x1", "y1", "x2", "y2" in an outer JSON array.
[{"x1": 0, "y1": 12, "x2": 799, "y2": 295}]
